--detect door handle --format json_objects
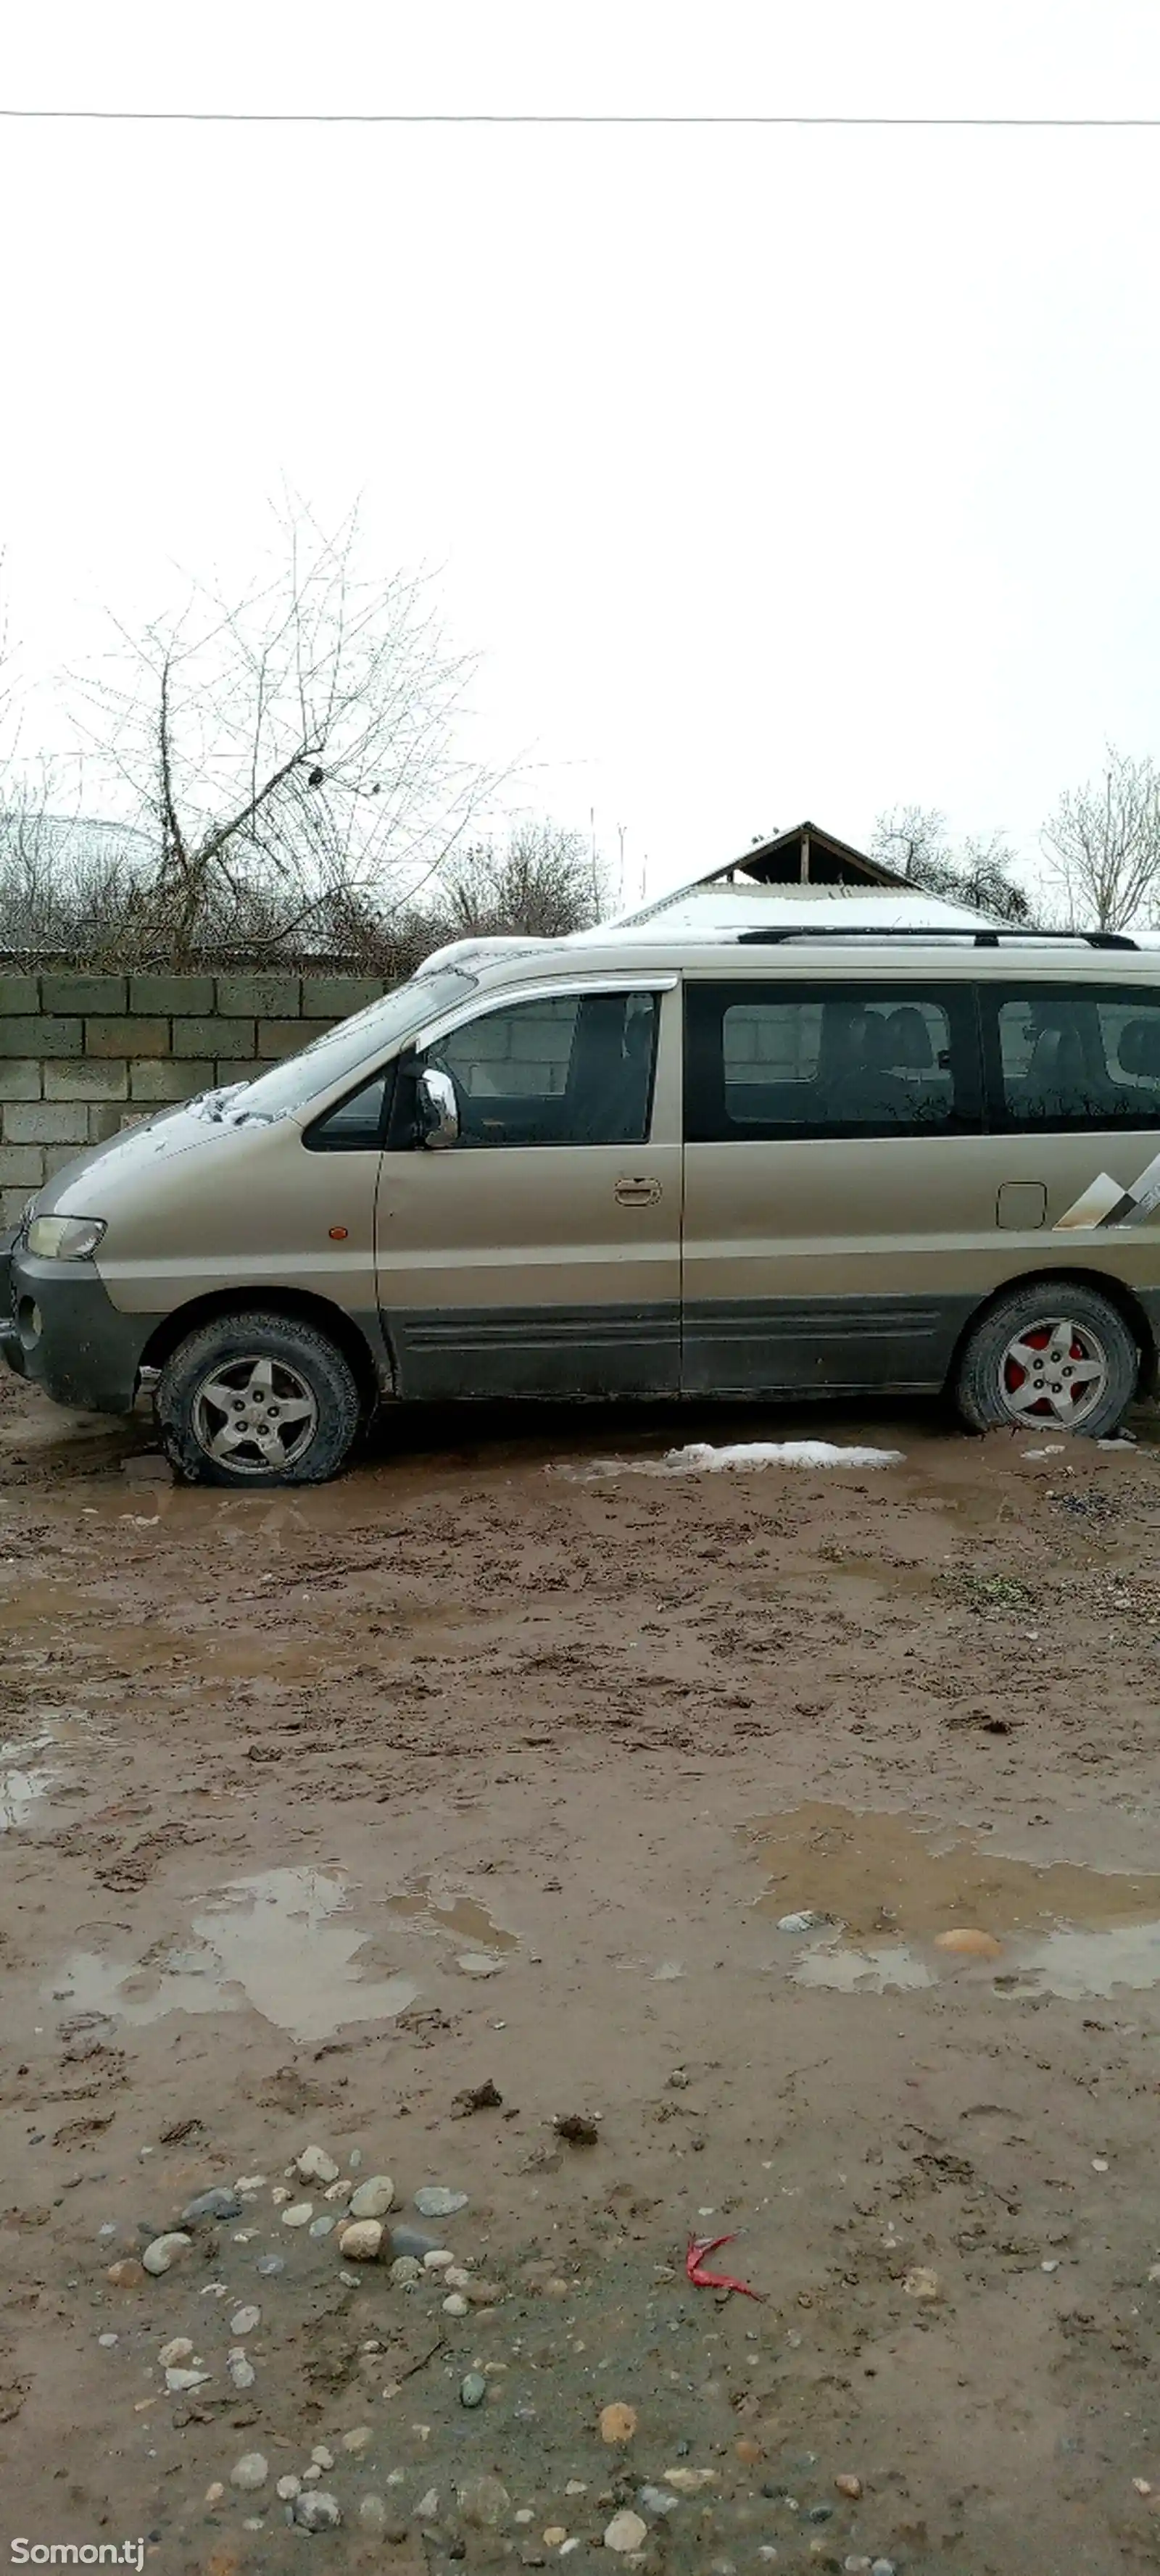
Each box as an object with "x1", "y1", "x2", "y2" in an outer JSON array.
[{"x1": 615, "y1": 1176, "x2": 662, "y2": 1205}]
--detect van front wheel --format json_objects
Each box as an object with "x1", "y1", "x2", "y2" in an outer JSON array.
[
  {"x1": 156, "y1": 1312, "x2": 361, "y2": 1487},
  {"x1": 955, "y1": 1281, "x2": 1138, "y2": 1439}
]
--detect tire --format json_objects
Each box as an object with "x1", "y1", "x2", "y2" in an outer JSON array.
[
  {"x1": 954, "y1": 1280, "x2": 1138, "y2": 1439},
  {"x1": 156, "y1": 1310, "x2": 361, "y2": 1487}
]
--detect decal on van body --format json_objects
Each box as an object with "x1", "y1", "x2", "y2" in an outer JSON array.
[{"x1": 1056, "y1": 1150, "x2": 1160, "y2": 1231}]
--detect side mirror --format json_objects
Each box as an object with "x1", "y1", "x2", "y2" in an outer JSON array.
[{"x1": 416, "y1": 1065, "x2": 460, "y2": 1150}]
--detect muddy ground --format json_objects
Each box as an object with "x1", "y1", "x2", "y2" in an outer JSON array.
[{"x1": 4, "y1": 1370, "x2": 1160, "y2": 2575}]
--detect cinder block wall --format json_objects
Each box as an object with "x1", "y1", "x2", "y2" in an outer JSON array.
[{"x1": 0, "y1": 969, "x2": 389, "y2": 1224}]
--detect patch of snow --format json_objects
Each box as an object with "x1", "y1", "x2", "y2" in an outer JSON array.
[{"x1": 660, "y1": 1439, "x2": 903, "y2": 1473}]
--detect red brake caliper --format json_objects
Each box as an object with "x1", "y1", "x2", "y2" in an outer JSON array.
[{"x1": 1006, "y1": 1326, "x2": 1084, "y2": 1413}]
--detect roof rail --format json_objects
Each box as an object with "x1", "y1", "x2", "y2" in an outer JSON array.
[{"x1": 735, "y1": 926, "x2": 1139, "y2": 951}]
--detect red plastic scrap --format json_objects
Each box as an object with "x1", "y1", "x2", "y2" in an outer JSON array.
[{"x1": 685, "y1": 2231, "x2": 764, "y2": 2300}]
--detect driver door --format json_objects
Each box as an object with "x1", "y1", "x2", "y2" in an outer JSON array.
[{"x1": 373, "y1": 979, "x2": 682, "y2": 1399}]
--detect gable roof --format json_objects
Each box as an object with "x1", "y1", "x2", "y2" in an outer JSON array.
[{"x1": 702, "y1": 820, "x2": 909, "y2": 891}]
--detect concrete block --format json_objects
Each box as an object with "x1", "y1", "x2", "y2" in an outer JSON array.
[
  {"x1": 257, "y1": 1019, "x2": 315, "y2": 1059},
  {"x1": 218, "y1": 973, "x2": 302, "y2": 1017},
  {"x1": 172, "y1": 1017, "x2": 254, "y2": 1059},
  {"x1": 301, "y1": 976, "x2": 386, "y2": 1018},
  {"x1": 86, "y1": 1017, "x2": 168, "y2": 1058},
  {"x1": 0, "y1": 1018, "x2": 82, "y2": 1058},
  {"x1": 218, "y1": 1060, "x2": 263, "y2": 1087},
  {"x1": 0, "y1": 1062, "x2": 42, "y2": 1102},
  {"x1": 44, "y1": 1058, "x2": 129, "y2": 1101},
  {"x1": 44, "y1": 1144, "x2": 86, "y2": 1178},
  {"x1": 0, "y1": 1146, "x2": 44, "y2": 1185},
  {"x1": 1, "y1": 1186, "x2": 33, "y2": 1223},
  {"x1": 88, "y1": 1103, "x2": 128, "y2": 1143},
  {"x1": 130, "y1": 1059, "x2": 215, "y2": 1102},
  {"x1": 0, "y1": 974, "x2": 40, "y2": 1013},
  {"x1": 4, "y1": 1104, "x2": 90, "y2": 1145},
  {"x1": 42, "y1": 973, "x2": 128, "y2": 1014},
  {"x1": 130, "y1": 973, "x2": 215, "y2": 1015}
]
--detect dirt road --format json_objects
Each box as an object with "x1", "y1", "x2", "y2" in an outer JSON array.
[{"x1": 4, "y1": 1368, "x2": 1160, "y2": 2575}]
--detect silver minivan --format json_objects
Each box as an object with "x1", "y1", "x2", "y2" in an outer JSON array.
[{"x1": 4, "y1": 923, "x2": 1160, "y2": 1482}]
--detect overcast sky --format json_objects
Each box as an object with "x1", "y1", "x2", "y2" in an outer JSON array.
[{"x1": 2, "y1": 0, "x2": 1159, "y2": 904}]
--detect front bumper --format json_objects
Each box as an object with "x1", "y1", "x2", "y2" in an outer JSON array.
[{"x1": 0, "y1": 1235, "x2": 158, "y2": 1416}]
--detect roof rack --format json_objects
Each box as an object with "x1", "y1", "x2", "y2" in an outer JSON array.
[{"x1": 735, "y1": 926, "x2": 1138, "y2": 950}]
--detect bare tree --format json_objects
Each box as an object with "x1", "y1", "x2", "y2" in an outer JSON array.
[
  {"x1": 439, "y1": 820, "x2": 609, "y2": 939},
  {"x1": 1042, "y1": 749, "x2": 1160, "y2": 931},
  {"x1": 71, "y1": 497, "x2": 489, "y2": 957},
  {"x1": 871, "y1": 806, "x2": 1031, "y2": 923}
]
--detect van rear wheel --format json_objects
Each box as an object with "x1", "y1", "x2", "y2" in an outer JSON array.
[
  {"x1": 156, "y1": 1312, "x2": 361, "y2": 1487},
  {"x1": 955, "y1": 1281, "x2": 1138, "y2": 1439}
]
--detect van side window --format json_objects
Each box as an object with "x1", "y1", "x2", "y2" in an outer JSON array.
[
  {"x1": 683, "y1": 982, "x2": 978, "y2": 1142},
  {"x1": 402, "y1": 990, "x2": 659, "y2": 1148},
  {"x1": 987, "y1": 987, "x2": 1160, "y2": 1130},
  {"x1": 304, "y1": 1065, "x2": 392, "y2": 1151}
]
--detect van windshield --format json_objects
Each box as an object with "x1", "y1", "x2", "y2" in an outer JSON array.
[{"x1": 201, "y1": 965, "x2": 479, "y2": 1123}]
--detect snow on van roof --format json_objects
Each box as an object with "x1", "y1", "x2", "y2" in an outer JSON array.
[{"x1": 570, "y1": 881, "x2": 998, "y2": 942}]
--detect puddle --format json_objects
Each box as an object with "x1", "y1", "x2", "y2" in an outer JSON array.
[
  {"x1": 383, "y1": 1880, "x2": 518, "y2": 1953},
  {"x1": 747, "y1": 1803, "x2": 1160, "y2": 1998},
  {"x1": 0, "y1": 1711, "x2": 96, "y2": 1829},
  {"x1": 49, "y1": 1867, "x2": 420, "y2": 2043}
]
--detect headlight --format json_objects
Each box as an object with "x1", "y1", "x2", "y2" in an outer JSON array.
[{"x1": 25, "y1": 1216, "x2": 107, "y2": 1261}]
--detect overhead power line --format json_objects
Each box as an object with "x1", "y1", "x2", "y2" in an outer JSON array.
[{"x1": 0, "y1": 107, "x2": 1159, "y2": 128}]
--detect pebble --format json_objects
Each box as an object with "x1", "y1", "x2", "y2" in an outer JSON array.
[
  {"x1": 360, "y1": 2495, "x2": 389, "y2": 2532},
  {"x1": 544, "y1": 2530, "x2": 567, "y2": 2548},
  {"x1": 312, "y1": 2447, "x2": 335, "y2": 2469},
  {"x1": 270, "y1": 2185, "x2": 291, "y2": 2204},
  {"x1": 230, "y1": 2452, "x2": 268, "y2": 2492},
  {"x1": 348, "y1": 2148, "x2": 363, "y2": 2170},
  {"x1": 424, "y1": 2249, "x2": 455, "y2": 2271},
  {"x1": 933, "y1": 1928, "x2": 1001, "y2": 1958},
  {"x1": 106, "y1": 2259, "x2": 144, "y2": 2290},
  {"x1": 901, "y1": 2266, "x2": 940, "y2": 2299},
  {"x1": 181, "y1": 2187, "x2": 242, "y2": 2223},
  {"x1": 349, "y1": 2174, "x2": 395, "y2": 2219},
  {"x1": 845, "y1": 2561, "x2": 872, "y2": 2574},
  {"x1": 639, "y1": 2487, "x2": 681, "y2": 2517},
  {"x1": 565, "y1": 2484, "x2": 587, "y2": 2498},
  {"x1": 141, "y1": 2232, "x2": 192, "y2": 2276},
  {"x1": 516, "y1": 2512, "x2": 535, "y2": 2525},
  {"x1": 834, "y1": 2476, "x2": 863, "y2": 2500},
  {"x1": 310, "y1": 2215, "x2": 337, "y2": 2240},
  {"x1": 236, "y1": 2174, "x2": 267, "y2": 2193},
  {"x1": 443, "y1": 2293, "x2": 469, "y2": 2317},
  {"x1": 343, "y1": 2426, "x2": 373, "y2": 2454},
  {"x1": 294, "y1": 2492, "x2": 342, "y2": 2531},
  {"x1": 415, "y1": 2187, "x2": 469, "y2": 2218},
  {"x1": 600, "y1": 2402, "x2": 638, "y2": 2446},
  {"x1": 390, "y1": 2256, "x2": 424, "y2": 2286},
  {"x1": 457, "y1": 1952, "x2": 503, "y2": 1976},
  {"x1": 776, "y1": 1910, "x2": 823, "y2": 1933},
  {"x1": 281, "y1": 2201, "x2": 313, "y2": 2227},
  {"x1": 604, "y1": 2511, "x2": 647, "y2": 2553},
  {"x1": 297, "y1": 2145, "x2": 339, "y2": 2185},
  {"x1": 158, "y1": 2338, "x2": 194, "y2": 2367},
  {"x1": 324, "y1": 2177, "x2": 353, "y2": 2203},
  {"x1": 230, "y1": 2304, "x2": 260, "y2": 2338},
  {"x1": 871, "y1": 2563, "x2": 896, "y2": 2576},
  {"x1": 339, "y1": 2219, "x2": 385, "y2": 2262},
  {"x1": 415, "y1": 2489, "x2": 440, "y2": 2520},
  {"x1": 1041, "y1": 2259, "x2": 1060, "y2": 2274},
  {"x1": 1093, "y1": 2158, "x2": 1110, "y2": 2173},
  {"x1": 460, "y1": 2373, "x2": 486, "y2": 2408},
  {"x1": 276, "y1": 2476, "x2": 302, "y2": 2501},
  {"x1": 460, "y1": 2477, "x2": 511, "y2": 2530},
  {"x1": 662, "y1": 2468, "x2": 718, "y2": 2494},
  {"x1": 228, "y1": 2353, "x2": 256, "y2": 2390},
  {"x1": 97, "y1": 2333, "x2": 118, "y2": 2349},
  {"x1": 390, "y1": 2224, "x2": 442, "y2": 2260},
  {"x1": 255, "y1": 2254, "x2": 284, "y2": 2277},
  {"x1": 165, "y1": 2367, "x2": 210, "y2": 2393}
]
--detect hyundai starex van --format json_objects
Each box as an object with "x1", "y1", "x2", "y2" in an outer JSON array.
[{"x1": 4, "y1": 921, "x2": 1160, "y2": 1485}]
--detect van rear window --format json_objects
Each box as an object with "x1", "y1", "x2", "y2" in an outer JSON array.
[{"x1": 986, "y1": 986, "x2": 1160, "y2": 1130}]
